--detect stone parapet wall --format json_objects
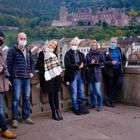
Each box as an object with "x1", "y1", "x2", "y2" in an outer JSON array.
[
  {"x1": 118, "y1": 67, "x2": 140, "y2": 106},
  {"x1": 3, "y1": 68, "x2": 140, "y2": 119},
  {"x1": 4, "y1": 72, "x2": 72, "y2": 119}
]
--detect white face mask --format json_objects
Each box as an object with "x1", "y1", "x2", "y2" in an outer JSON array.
[
  {"x1": 71, "y1": 45, "x2": 78, "y2": 51},
  {"x1": 18, "y1": 40, "x2": 27, "y2": 46}
]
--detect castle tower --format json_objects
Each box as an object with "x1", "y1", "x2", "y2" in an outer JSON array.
[{"x1": 60, "y1": 6, "x2": 69, "y2": 22}]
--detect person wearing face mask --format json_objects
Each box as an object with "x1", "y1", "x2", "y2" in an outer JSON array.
[
  {"x1": 6, "y1": 32, "x2": 35, "y2": 128},
  {"x1": 86, "y1": 40, "x2": 105, "y2": 111},
  {"x1": 36, "y1": 40, "x2": 63, "y2": 121},
  {"x1": 102, "y1": 37, "x2": 126, "y2": 107},
  {"x1": 64, "y1": 37, "x2": 86, "y2": 115},
  {"x1": 0, "y1": 31, "x2": 17, "y2": 139}
]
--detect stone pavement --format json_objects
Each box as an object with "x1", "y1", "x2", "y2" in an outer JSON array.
[{"x1": 1, "y1": 104, "x2": 140, "y2": 140}]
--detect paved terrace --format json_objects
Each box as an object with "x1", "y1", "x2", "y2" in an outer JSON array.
[{"x1": 1, "y1": 104, "x2": 140, "y2": 140}]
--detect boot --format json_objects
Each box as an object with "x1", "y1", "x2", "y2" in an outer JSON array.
[
  {"x1": 111, "y1": 100, "x2": 116, "y2": 107},
  {"x1": 56, "y1": 109, "x2": 63, "y2": 120},
  {"x1": 106, "y1": 98, "x2": 112, "y2": 107},
  {"x1": 52, "y1": 110, "x2": 60, "y2": 121}
]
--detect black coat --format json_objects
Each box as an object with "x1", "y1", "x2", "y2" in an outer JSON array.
[
  {"x1": 102, "y1": 47, "x2": 126, "y2": 77},
  {"x1": 86, "y1": 51, "x2": 105, "y2": 83},
  {"x1": 36, "y1": 51, "x2": 61, "y2": 93},
  {"x1": 64, "y1": 49, "x2": 86, "y2": 83}
]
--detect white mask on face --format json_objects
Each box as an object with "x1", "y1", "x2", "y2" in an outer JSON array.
[
  {"x1": 18, "y1": 40, "x2": 27, "y2": 47},
  {"x1": 71, "y1": 45, "x2": 78, "y2": 51}
]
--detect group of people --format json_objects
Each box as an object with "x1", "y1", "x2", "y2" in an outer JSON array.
[
  {"x1": 0, "y1": 30, "x2": 126, "y2": 139},
  {"x1": 64, "y1": 37, "x2": 126, "y2": 115}
]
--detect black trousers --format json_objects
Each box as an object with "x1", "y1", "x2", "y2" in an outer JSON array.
[
  {"x1": 42, "y1": 76, "x2": 61, "y2": 111},
  {"x1": 105, "y1": 70, "x2": 123, "y2": 101},
  {"x1": 48, "y1": 90, "x2": 59, "y2": 111}
]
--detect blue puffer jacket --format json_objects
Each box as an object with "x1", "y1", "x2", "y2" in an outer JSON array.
[{"x1": 6, "y1": 45, "x2": 34, "y2": 79}]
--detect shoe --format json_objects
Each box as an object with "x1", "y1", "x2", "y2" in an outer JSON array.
[
  {"x1": 73, "y1": 110, "x2": 81, "y2": 115},
  {"x1": 11, "y1": 120, "x2": 18, "y2": 128},
  {"x1": 23, "y1": 118, "x2": 34, "y2": 124},
  {"x1": 88, "y1": 104, "x2": 96, "y2": 109},
  {"x1": 111, "y1": 100, "x2": 116, "y2": 107},
  {"x1": 106, "y1": 99, "x2": 112, "y2": 107},
  {"x1": 52, "y1": 110, "x2": 60, "y2": 121},
  {"x1": 1, "y1": 130, "x2": 16, "y2": 139},
  {"x1": 97, "y1": 106, "x2": 102, "y2": 111},
  {"x1": 56, "y1": 109, "x2": 63, "y2": 120}
]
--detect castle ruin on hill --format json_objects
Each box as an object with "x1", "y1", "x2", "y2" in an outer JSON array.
[{"x1": 52, "y1": 6, "x2": 140, "y2": 27}]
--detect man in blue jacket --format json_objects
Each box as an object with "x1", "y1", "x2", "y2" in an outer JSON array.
[
  {"x1": 103, "y1": 37, "x2": 126, "y2": 107},
  {"x1": 7, "y1": 32, "x2": 34, "y2": 128}
]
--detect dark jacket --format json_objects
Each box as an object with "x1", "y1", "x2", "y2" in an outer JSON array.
[
  {"x1": 64, "y1": 49, "x2": 86, "y2": 82},
  {"x1": 103, "y1": 47, "x2": 126, "y2": 77},
  {"x1": 36, "y1": 51, "x2": 61, "y2": 93},
  {"x1": 6, "y1": 45, "x2": 34, "y2": 79},
  {"x1": 86, "y1": 50, "x2": 105, "y2": 83},
  {"x1": 0, "y1": 48, "x2": 9, "y2": 92}
]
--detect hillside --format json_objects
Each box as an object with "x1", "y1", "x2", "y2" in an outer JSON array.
[
  {"x1": 0, "y1": 0, "x2": 140, "y2": 45},
  {"x1": 0, "y1": 0, "x2": 140, "y2": 22}
]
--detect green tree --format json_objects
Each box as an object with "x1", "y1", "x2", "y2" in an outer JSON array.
[{"x1": 128, "y1": 9, "x2": 138, "y2": 26}]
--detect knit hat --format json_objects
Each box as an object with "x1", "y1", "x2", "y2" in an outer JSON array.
[{"x1": 0, "y1": 31, "x2": 5, "y2": 39}]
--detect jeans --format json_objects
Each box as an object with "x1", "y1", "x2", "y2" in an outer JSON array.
[
  {"x1": 108, "y1": 70, "x2": 123, "y2": 101},
  {"x1": 12, "y1": 78, "x2": 31, "y2": 120},
  {"x1": 0, "y1": 93, "x2": 8, "y2": 131},
  {"x1": 89, "y1": 82, "x2": 102, "y2": 107},
  {"x1": 70, "y1": 72, "x2": 84, "y2": 110}
]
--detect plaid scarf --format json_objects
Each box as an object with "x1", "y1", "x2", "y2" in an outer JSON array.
[{"x1": 43, "y1": 48, "x2": 62, "y2": 81}]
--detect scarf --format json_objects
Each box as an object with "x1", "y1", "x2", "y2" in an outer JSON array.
[
  {"x1": 43, "y1": 47, "x2": 62, "y2": 81},
  {"x1": 89, "y1": 48, "x2": 99, "y2": 54}
]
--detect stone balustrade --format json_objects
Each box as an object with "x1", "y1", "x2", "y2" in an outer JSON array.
[
  {"x1": 118, "y1": 67, "x2": 140, "y2": 106},
  {"x1": 3, "y1": 68, "x2": 140, "y2": 119}
]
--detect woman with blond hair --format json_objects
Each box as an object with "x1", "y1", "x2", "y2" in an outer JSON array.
[
  {"x1": 86, "y1": 40, "x2": 105, "y2": 111},
  {"x1": 36, "y1": 40, "x2": 63, "y2": 121}
]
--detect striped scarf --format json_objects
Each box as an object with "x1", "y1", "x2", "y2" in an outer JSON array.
[{"x1": 43, "y1": 47, "x2": 62, "y2": 81}]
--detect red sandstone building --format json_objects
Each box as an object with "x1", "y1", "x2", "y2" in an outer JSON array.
[{"x1": 51, "y1": 6, "x2": 136, "y2": 27}]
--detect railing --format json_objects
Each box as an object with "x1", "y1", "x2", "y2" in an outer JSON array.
[{"x1": 125, "y1": 59, "x2": 140, "y2": 67}]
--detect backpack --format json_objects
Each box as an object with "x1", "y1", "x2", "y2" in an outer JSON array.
[{"x1": 78, "y1": 98, "x2": 89, "y2": 114}]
